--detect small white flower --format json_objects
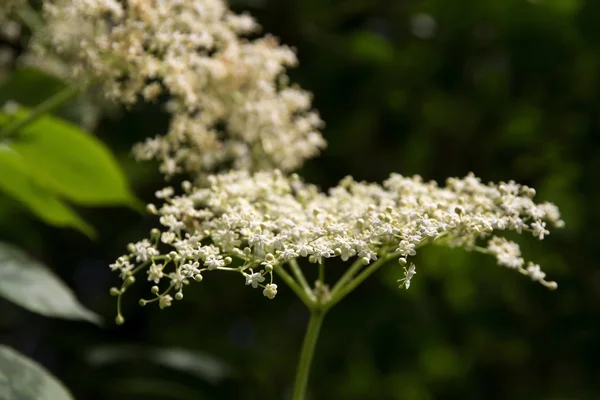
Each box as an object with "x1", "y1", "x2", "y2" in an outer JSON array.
[
  {"x1": 277, "y1": 248, "x2": 298, "y2": 261},
  {"x1": 147, "y1": 263, "x2": 164, "y2": 283},
  {"x1": 531, "y1": 221, "x2": 549, "y2": 240},
  {"x1": 159, "y1": 294, "x2": 173, "y2": 309},
  {"x1": 396, "y1": 240, "x2": 416, "y2": 257},
  {"x1": 204, "y1": 255, "x2": 225, "y2": 270},
  {"x1": 155, "y1": 187, "x2": 174, "y2": 199},
  {"x1": 169, "y1": 271, "x2": 188, "y2": 290},
  {"x1": 488, "y1": 237, "x2": 524, "y2": 269},
  {"x1": 181, "y1": 262, "x2": 201, "y2": 278},
  {"x1": 527, "y1": 263, "x2": 546, "y2": 282},
  {"x1": 244, "y1": 272, "x2": 265, "y2": 288},
  {"x1": 161, "y1": 232, "x2": 176, "y2": 244},
  {"x1": 134, "y1": 240, "x2": 158, "y2": 262}
]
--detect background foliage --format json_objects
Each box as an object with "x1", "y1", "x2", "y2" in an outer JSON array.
[{"x1": 1, "y1": 0, "x2": 599, "y2": 398}]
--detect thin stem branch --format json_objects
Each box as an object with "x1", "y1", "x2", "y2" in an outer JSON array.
[
  {"x1": 292, "y1": 310, "x2": 325, "y2": 400},
  {"x1": 274, "y1": 264, "x2": 315, "y2": 307},
  {"x1": 318, "y1": 260, "x2": 324, "y2": 284},
  {"x1": 0, "y1": 84, "x2": 81, "y2": 140},
  {"x1": 289, "y1": 258, "x2": 313, "y2": 298},
  {"x1": 325, "y1": 252, "x2": 399, "y2": 310},
  {"x1": 329, "y1": 257, "x2": 364, "y2": 297}
]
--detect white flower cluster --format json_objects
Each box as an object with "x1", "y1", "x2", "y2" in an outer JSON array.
[
  {"x1": 31, "y1": 0, "x2": 325, "y2": 175},
  {"x1": 110, "y1": 170, "x2": 563, "y2": 313}
]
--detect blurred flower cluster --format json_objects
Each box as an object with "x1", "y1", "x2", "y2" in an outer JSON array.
[{"x1": 30, "y1": 0, "x2": 325, "y2": 176}]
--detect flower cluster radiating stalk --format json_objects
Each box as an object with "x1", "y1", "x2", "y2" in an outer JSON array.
[
  {"x1": 110, "y1": 170, "x2": 563, "y2": 320},
  {"x1": 30, "y1": 0, "x2": 325, "y2": 176}
]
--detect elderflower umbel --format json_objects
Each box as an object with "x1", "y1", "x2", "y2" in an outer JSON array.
[
  {"x1": 110, "y1": 170, "x2": 563, "y2": 315},
  {"x1": 30, "y1": 0, "x2": 326, "y2": 175}
]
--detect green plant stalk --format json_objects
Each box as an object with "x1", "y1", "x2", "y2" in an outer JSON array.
[
  {"x1": 280, "y1": 253, "x2": 401, "y2": 398},
  {"x1": 326, "y1": 252, "x2": 399, "y2": 310},
  {"x1": 292, "y1": 309, "x2": 325, "y2": 400},
  {"x1": 289, "y1": 258, "x2": 314, "y2": 300},
  {"x1": 329, "y1": 257, "x2": 364, "y2": 296},
  {"x1": 274, "y1": 264, "x2": 315, "y2": 307},
  {"x1": 0, "y1": 84, "x2": 81, "y2": 140},
  {"x1": 318, "y1": 260, "x2": 325, "y2": 283}
]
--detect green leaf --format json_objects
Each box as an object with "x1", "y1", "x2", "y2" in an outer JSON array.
[
  {"x1": 0, "y1": 145, "x2": 95, "y2": 237},
  {"x1": 348, "y1": 31, "x2": 395, "y2": 65},
  {"x1": 0, "y1": 68, "x2": 65, "y2": 107},
  {"x1": 0, "y1": 345, "x2": 75, "y2": 400},
  {"x1": 0, "y1": 108, "x2": 140, "y2": 209},
  {"x1": 87, "y1": 345, "x2": 232, "y2": 384},
  {"x1": 0, "y1": 242, "x2": 101, "y2": 324}
]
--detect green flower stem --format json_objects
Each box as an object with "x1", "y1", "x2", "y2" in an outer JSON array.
[
  {"x1": 318, "y1": 260, "x2": 325, "y2": 284},
  {"x1": 325, "y1": 252, "x2": 399, "y2": 310},
  {"x1": 0, "y1": 84, "x2": 81, "y2": 140},
  {"x1": 292, "y1": 309, "x2": 325, "y2": 400},
  {"x1": 289, "y1": 258, "x2": 314, "y2": 299},
  {"x1": 275, "y1": 264, "x2": 315, "y2": 307},
  {"x1": 329, "y1": 257, "x2": 364, "y2": 297}
]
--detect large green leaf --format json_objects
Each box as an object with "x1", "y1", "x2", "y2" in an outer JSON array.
[
  {"x1": 0, "y1": 345, "x2": 74, "y2": 400},
  {"x1": 87, "y1": 345, "x2": 232, "y2": 384},
  {"x1": 0, "y1": 108, "x2": 140, "y2": 208},
  {"x1": 0, "y1": 68, "x2": 65, "y2": 107},
  {"x1": 0, "y1": 242, "x2": 101, "y2": 324},
  {"x1": 0, "y1": 145, "x2": 94, "y2": 237}
]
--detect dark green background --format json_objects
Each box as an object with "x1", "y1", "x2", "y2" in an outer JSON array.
[{"x1": 1, "y1": 0, "x2": 599, "y2": 398}]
